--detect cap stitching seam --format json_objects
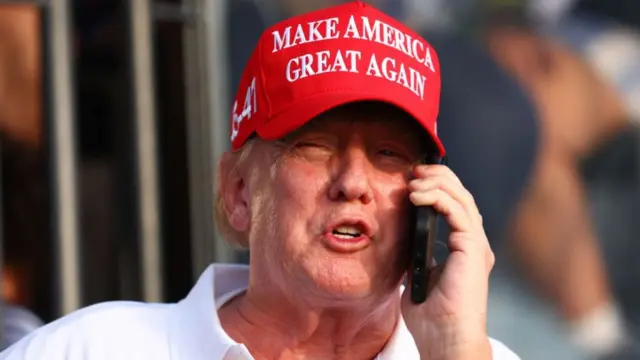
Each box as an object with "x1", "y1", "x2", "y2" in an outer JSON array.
[{"x1": 257, "y1": 34, "x2": 272, "y2": 117}]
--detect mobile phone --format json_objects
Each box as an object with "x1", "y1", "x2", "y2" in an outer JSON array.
[{"x1": 409, "y1": 155, "x2": 445, "y2": 304}]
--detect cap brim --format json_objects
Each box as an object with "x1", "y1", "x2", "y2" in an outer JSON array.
[{"x1": 256, "y1": 91, "x2": 445, "y2": 156}]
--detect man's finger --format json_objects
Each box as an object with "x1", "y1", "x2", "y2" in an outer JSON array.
[
  {"x1": 409, "y1": 175, "x2": 482, "y2": 229},
  {"x1": 409, "y1": 188, "x2": 475, "y2": 233}
]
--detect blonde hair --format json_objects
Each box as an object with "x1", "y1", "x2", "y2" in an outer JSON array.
[{"x1": 214, "y1": 140, "x2": 256, "y2": 249}]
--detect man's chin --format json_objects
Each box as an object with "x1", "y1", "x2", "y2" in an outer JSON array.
[
  {"x1": 316, "y1": 280, "x2": 373, "y2": 299},
  {"x1": 301, "y1": 270, "x2": 391, "y2": 304}
]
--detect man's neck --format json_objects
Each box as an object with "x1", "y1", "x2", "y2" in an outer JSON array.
[{"x1": 218, "y1": 286, "x2": 401, "y2": 360}]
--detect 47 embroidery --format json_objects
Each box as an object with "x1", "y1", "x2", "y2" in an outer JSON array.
[{"x1": 231, "y1": 77, "x2": 258, "y2": 142}]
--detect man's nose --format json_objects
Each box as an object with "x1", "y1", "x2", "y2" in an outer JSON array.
[{"x1": 328, "y1": 145, "x2": 374, "y2": 204}]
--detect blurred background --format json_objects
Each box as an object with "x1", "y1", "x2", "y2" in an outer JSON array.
[{"x1": 1, "y1": 0, "x2": 640, "y2": 359}]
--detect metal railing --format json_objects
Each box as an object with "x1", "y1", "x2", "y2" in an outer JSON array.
[
  {"x1": 179, "y1": 0, "x2": 235, "y2": 281},
  {"x1": 44, "y1": 0, "x2": 82, "y2": 317},
  {"x1": 129, "y1": 0, "x2": 164, "y2": 304}
]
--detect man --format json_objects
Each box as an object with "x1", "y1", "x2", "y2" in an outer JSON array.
[{"x1": 0, "y1": 2, "x2": 518, "y2": 359}]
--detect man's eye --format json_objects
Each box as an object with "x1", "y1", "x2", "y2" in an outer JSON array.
[
  {"x1": 295, "y1": 141, "x2": 324, "y2": 148},
  {"x1": 290, "y1": 141, "x2": 334, "y2": 159},
  {"x1": 378, "y1": 149, "x2": 402, "y2": 158}
]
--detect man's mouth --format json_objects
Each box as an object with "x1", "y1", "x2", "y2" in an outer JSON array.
[{"x1": 323, "y1": 220, "x2": 373, "y2": 253}]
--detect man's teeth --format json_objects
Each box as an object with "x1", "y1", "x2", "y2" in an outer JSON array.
[
  {"x1": 334, "y1": 234, "x2": 356, "y2": 239},
  {"x1": 333, "y1": 226, "x2": 362, "y2": 237}
]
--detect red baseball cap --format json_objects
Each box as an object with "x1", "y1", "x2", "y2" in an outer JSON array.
[{"x1": 229, "y1": 0, "x2": 444, "y2": 156}]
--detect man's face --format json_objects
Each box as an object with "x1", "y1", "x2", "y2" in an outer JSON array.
[{"x1": 245, "y1": 103, "x2": 425, "y2": 303}]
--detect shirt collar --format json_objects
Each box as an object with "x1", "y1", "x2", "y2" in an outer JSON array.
[{"x1": 169, "y1": 264, "x2": 248, "y2": 359}]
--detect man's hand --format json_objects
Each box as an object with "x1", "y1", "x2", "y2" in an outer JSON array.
[{"x1": 401, "y1": 164, "x2": 495, "y2": 360}]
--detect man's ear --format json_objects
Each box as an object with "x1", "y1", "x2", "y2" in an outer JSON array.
[{"x1": 219, "y1": 152, "x2": 251, "y2": 232}]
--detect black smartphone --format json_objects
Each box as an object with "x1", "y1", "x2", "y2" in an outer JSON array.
[{"x1": 410, "y1": 155, "x2": 445, "y2": 304}]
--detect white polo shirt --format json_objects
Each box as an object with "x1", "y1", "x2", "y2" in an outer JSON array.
[{"x1": 0, "y1": 264, "x2": 519, "y2": 360}]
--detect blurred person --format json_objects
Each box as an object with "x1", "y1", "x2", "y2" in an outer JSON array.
[
  {"x1": 482, "y1": 5, "x2": 640, "y2": 359},
  {"x1": 0, "y1": 1, "x2": 47, "y2": 342},
  {"x1": 0, "y1": 2, "x2": 519, "y2": 359},
  {"x1": 0, "y1": 4, "x2": 45, "y2": 306},
  {"x1": 549, "y1": 7, "x2": 640, "y2": 357}
]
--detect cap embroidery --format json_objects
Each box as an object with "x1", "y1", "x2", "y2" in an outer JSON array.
[
  {"x1": 271, "y1": 15, "x2": 436, "y2": 100},
  {"x1": 231, "y1": 77, "x2": 258, "y2": 142}
]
